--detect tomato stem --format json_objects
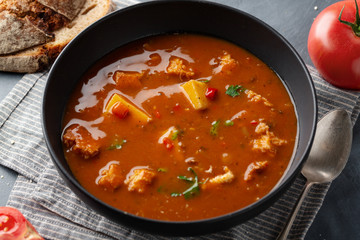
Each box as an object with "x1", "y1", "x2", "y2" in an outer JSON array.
[{"x1": 339, "y1": 0, "x2": 360, "y2": 37}]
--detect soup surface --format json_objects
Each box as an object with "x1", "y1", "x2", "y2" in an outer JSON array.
[{"x1": 62, "y1": 34, "x2": 297, "y2": 221}]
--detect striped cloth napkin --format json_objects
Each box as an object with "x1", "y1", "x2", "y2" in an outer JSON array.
[{"x1": 1, "y1": 2, "x2": 360, "y2": 240}]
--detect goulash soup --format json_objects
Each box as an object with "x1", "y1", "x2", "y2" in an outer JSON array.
[{"x1": 62, "y1": 34, "x2": 297, "y2": 221}]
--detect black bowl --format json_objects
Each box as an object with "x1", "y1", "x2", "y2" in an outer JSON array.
[{"x1": 42, "y1": 0, "x2": 317, "y2": 236}]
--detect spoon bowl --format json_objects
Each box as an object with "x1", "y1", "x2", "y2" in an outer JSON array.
[
  {"x1": 302, "y1": 109, "x2": 353, "y2": 183},
  {"x1": 278, "y1": 109, "x2": 353, "y2": 239}
]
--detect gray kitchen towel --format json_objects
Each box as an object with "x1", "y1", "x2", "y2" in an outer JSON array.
[{"x1": 1, "y1": 2, "x2": 360, "y2": 239}]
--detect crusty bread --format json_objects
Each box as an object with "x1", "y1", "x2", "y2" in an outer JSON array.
[{"x1": 0, "y1": 0, "x2": 115, "y2": 73}]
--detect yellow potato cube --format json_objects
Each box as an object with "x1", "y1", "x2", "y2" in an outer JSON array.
[
  {"x1": 105, "y1": 93, "x2": 152, "y2": 124},
  {"x1": 181, "y1": 80, "x2": 209, "y2": 110}
]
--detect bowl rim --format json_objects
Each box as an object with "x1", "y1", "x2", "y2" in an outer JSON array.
[{"x1": 42, "y1": 0, "x2": 317, "y2": 233}]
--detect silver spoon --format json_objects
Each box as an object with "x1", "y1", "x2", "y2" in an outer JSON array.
[{"x1": 277, "y1": 109, "x2": 353, "y2": 240}]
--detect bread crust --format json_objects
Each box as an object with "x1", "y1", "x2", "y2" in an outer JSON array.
[
  {"x1": 0, "y1": 10, "x2": 51, "y2": 55},
  {"x1": 0, "y1": 0, "x2": 114, "y2": 73}
]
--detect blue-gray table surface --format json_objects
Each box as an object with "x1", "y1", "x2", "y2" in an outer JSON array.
[{"x1": 1, "y1": 0, "x2": 359, "y2": 239}]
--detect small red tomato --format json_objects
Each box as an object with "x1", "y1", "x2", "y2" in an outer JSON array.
[
  {"x1": 308, "y1": 0, "x2": 360, "y2": 89},
  {"x1": 205, "y1": 87, "x2": 218, "y2": 100},
  {"x1": 112, "y1": 102, "x2": 129, "y2": 119},
  {"x1": 0, "y1": 207, "x2": 43, "y2": 240},
  {"x1": 162, "y1": 137, "x2": 174, "y2": 150}
]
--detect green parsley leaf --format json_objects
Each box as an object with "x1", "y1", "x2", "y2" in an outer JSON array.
[
  {"x1": 224, "y1": 120, "x2": 234, "y2": 126},
  {"x1": 171, "y1": 167, "x2": 200, "y2": 199},
  {"x1": 226, "y1": 85, "x2": 244, "y2": 97},
  {"x1": 178, "y1": 175, "x2": 193, "y2": 182},
  {"x1": 157, "y1": 168, "x2": 167, "y2": 173},
  {"x1": 210, "y1": 120, "x2": 220, "y2": 136}
]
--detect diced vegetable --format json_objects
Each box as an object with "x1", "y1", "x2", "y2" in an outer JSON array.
[
  {"x1": 162, "y1": 137, "x2": 174, "y2": 150},
  {"x1": 205, "y1": 87, "x2": 218, "y2": 100},
  {"x1": 112, "y1": 102, "x2": 129, "y2": 119},
  {"x1": 105, "y1": 93, "x2": 152, "y2": 124},
  {"x1": 181, "y1": 80, "x2": 209, "y2": 110}
]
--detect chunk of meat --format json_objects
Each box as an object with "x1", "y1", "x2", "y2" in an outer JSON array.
[
  {"x1": 219, "y1": 53, "x2": 238, "y2": 73},
  {"x1": 244, "y1": 161, "x2": 269, "y2": 181},
  {"x1": 245, "y1": 90, "x2": 273, "y2": 107},
  {"x1": 113, "y1": 71, "x2": 144, "y2": 89},
  {"x1": 208, "y1": 166, "x2": 235, "y2": 184},
  {"x1": 167, "y1": 58, "x2": 195, "y2": 79},
  {"x1": 252, "y1": 122, "x2": 287, "y2": 155},
  {"x1": 202, "y1": 166, "x2": 235, "y2": 190},
  {"x1": 125, "y1": 169, "x2": 156, "y2": 193},
  {"x1": 63, "y1": 125, "x2": 100, "y2": 159},
  {"x1": 254, "y1": 122, "x2": 269, "y2": 134},
  {"x1": 97, "y1": 164, "x2": 123, "y2": 191}
]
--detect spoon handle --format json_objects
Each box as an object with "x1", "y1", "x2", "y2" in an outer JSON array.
[{"x1": 277, "y1": 181, "x2": 314, "y2": 240}]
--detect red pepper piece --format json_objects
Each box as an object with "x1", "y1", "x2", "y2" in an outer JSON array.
[
  {"x1": 154, "y1": 109, "x2": 161, "y2": 119},
  {"x1": 162, "y1": 137, "x2": 174, "y2": 150},
  {"x1": 112, "y1": 102, "x2": 129, "y2": 119},
  {"x1": 173, "y1": 103, "x2": 181, "y2": 111},
  {"x1": 205, "y1": 87, "x2": 218, "y2": 100}
]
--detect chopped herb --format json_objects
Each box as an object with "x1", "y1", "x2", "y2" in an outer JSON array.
[
  {"x1": 157, "y1": 168, "x2": 167, "y2": 173},
  {"x1": 171, "y1": 130, "x2": 179, "y2": 140},
  {"x1": 224, "y1": 120, "x2": 234, "y2": 126},
  {"x1": 171, "y1": 167, "x2": 200, "y2": 199},
  {"x1": 210, "y1": 120, "x2": 220, "y2": 136},
  {"x1": 107, "y1": 139, "x2": 127, "y2": 150},
  {"x1": 178, "y1": 175, "x2": 193, "y2": 182},
  {"x1": 171, "y1": 192, "x2": 182, "y2": 197},
  {"x1": 226, "y1": 85, "x2": 245, "y2": 97},
  {"x1": 197, "y1": 79, "x2": 210, "y2": 83}
]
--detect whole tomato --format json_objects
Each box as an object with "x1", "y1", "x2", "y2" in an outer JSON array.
[{"x1": 308, "y1": 0, "x2": 360, "y2": 89}]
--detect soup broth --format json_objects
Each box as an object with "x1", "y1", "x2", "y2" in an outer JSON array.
[{"x1": 62, "y1": 34, "x2": 297, "y2": 221}]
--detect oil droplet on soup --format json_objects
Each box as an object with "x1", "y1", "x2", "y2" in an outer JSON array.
[{"x1": 62, "y1": 34, "x2": 297, "y2": 221}]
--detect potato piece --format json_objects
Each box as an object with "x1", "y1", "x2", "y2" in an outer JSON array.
[
  {"x1": 181, "y1": 80, "x2": 209, "y2": 110},
  {"x1": 105, "y1": 93, "x2": 151, "y2": 124}
]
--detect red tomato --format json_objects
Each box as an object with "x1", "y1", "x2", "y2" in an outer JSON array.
[
  {"x1": 0, "y1": 207, "x2": 43, "y2": 240},
  {"x1": 308, "y1": 0, "x2": 360, "y2": 89}
]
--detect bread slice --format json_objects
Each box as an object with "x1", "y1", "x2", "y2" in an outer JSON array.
[{"x1": 0, "y1": 0, "x2": 115, "y2": 73}]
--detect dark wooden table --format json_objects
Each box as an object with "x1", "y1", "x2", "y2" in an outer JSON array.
[{"x1": 1, "y1": 0, "x2": 359, "y2": 239}]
